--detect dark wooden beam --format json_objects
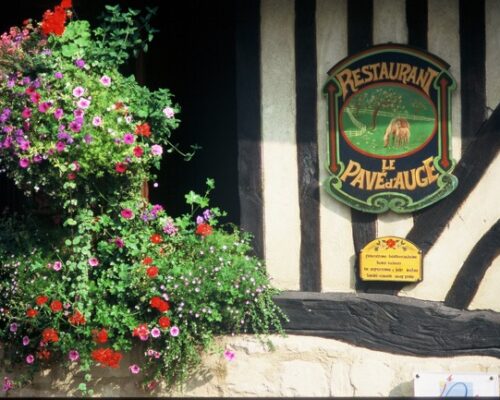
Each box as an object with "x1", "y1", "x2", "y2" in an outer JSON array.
[
  {"x1": 445, "y1": 219, "x2": 500, "y2": 310},
  {"x1": 236, "y1": 0, "x2": 264, "y2": 258},
  {"x1": 406, "y1": 0, "x2": 428, "y2": 51},
  {"x1": 295, "y1": 0, "x2": 321, "y2": 292},
  {"x1": 275, "y1": 291, "x2": 500, "y2": 358},
  {"x1": 347, "y1": 0, "x2": 379, "y2": 293},
  {"x1": 459, "y1": 0, "x2": 486, "y2": 153}
]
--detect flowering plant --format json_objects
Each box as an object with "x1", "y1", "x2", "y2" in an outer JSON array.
[{"x1": 0, "y1": 1, "x2": 285, "y2": 395}]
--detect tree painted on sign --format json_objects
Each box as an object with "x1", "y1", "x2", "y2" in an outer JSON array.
[{"x1": 346, "y1": 88, "x2": 407, "y2": 133}]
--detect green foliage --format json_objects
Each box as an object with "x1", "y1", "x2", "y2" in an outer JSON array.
[{"x1": 0, "y1": 1, "x2": 285, "y2": 396}]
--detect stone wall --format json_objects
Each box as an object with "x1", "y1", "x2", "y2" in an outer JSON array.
[{"x1": 4, "y1": 334, "x2": 500, "y2": 397}]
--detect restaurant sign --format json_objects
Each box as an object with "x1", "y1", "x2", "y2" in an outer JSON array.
[{"x1": 323, "y1": 44, "x2": 458, "y2": 213}]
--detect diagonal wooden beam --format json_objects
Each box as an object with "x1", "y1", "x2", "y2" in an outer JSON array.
[{"x1": 444, "y1": 219, "x2": 500, "y2": 309}]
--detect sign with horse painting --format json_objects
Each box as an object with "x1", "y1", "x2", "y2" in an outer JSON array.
[{"x1": 323, "y1": 44, "x2": 458, "y2": 213}]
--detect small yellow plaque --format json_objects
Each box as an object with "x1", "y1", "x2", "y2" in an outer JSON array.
[{"x1": 360, "y1": 236, "x2": 422, "y2": 282}]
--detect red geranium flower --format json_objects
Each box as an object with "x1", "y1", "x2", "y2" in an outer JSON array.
[
  {"x1": 133, "y1": 146, "x2": 144, "y2": 157},
  {"x1": 50, "y1": 300, "x2": 63, "y2": 313},
  {"x1": 91, "y1": 348, "x2": 122, "y2": 368},
  {"x1": 41, "y1": 1, "x2": 70, "y2": 36},
  {"x1": 195, "y1": 223, "x2": 213, "y2": 237},
  {"x1": 92, "y1": 328, "x2": 108, "y2": 344},
  {"x1": 142, "y1": 256, "x2": 153, "y2": 265},
  {"x1": 149, "y1": 296, "x2": 170, "y2": 313},
  {"x1": 146, "y1": 266, "x2": 159, "y2": 278},
  {"x1": 36, "y1": 295, "x2": 49, "y2": 306},
  {"x1": 68, "y1": 310, "x2": 86, "y2": 325},
  {"x1": 115, "y1": 162, "x2": 127, "y2": 173},
  {"x1": 158, "y1": 316, "x2": 171, "y2": 329},
  {"x1": 42, "y1": 327, "x2": 59, "y2": 343},
  {"x1": 26, "y1": 308, "x2": 38, "y2": 318},
  {"x1": 37, "y1": 349, "x2": 51, "y2": 361},
  {"x1": 132, "y1": 323, "x2": 150, "y2": 340},
  {"x1": 135, "y1": 123, "x2": 151, "y2": 137},
  {"x1": 150, "y1": 233, "x2": 162, "y2": 244}
]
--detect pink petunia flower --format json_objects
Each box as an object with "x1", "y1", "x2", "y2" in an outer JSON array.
[
  {"x1": 129, "y1": 364, "x2": 140, "y2": 374},
  {"x1": 223, "y1": 349, "x2": 235, "y2": 362},
  {"x1": 25, "y1": 354, "x2": 35, "y2": 364},
  {"x1": 72, "y1": 86, "x2": 85, "y2": 97},
  {"x1": 169, "y1": 326, "x2": 180, "y2": 337},
  {"x1": 68, "y1": 350, "x2": 80, "y2": 362},
  {"x1": 22, "y1": 336, "x2": 30, "y2": 346},
  {"x1": 100, "y1": 75, "x2": 112, "y2": 86},
  {"x1": 19, "y1": 158, "x2": 29, "y2": 168},
  {"x1": 92, "y1": 116, "x2": 102, "y2": 127},
  {"x1": 120, "y1": 209, "x2": 134, "y2": 219},
  {"x1": 54, "y1": 108, "x2": 64, "y2": 120},
  {"x1": 53, "y1": 261, "x2": 62, "y2": 271},
  {"x1": 55, "y1": 141, "x2": 66, "y2": 152},
  {"x1": 151, "y1": 144, "x2": 163, "y2": 156},
  {"x1": 151, "y1": 327, "x2": 161, "y2": 338},
  {"x1": 77, "y1": 98, "x2": 90, "y2": 109},
  {"x1": 88, "y1": 257, "x2": 99, "y2": 267}
]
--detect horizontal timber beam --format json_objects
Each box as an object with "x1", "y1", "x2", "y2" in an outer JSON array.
[{"x1": 274, "y1": 291, "x2": 500, "y2": 358}]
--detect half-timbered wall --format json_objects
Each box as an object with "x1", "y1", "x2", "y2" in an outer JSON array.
[{"x1": 237, "y1": 0, "x2": 500, "y2": 311}]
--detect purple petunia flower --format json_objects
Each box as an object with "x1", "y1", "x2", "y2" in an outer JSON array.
[
  {"x1": 84, "y1": 134, "x2": 93, "y2": 144},
  {"x1": 114, "y1": 237, "x2": 124, "y2": 248},
  {"x1": 25, "y1": 354, "x2": 34, "y2": 364},
  {"x1": 123, "y1": 133, "x2": 135, "y2": 144},
  {"x1": 196, "y1": 216, "x2": 204, "y2": 225},
  {"x1": 54, "y1": 108, "x2": 64, "y2": 120},
  {"x1": 38, "y1": 102, "x2": 52, "y2": 113},
  {"x1": 163, "y1": 220, "x2": 178, "y2": 236},
  {"x1": 9, "y1": 323, "x2": 18, "y2": 333},
  {"x1": 203, "y1": 209, "x2": 212, "y2": 220},
  {"x1": 75, "y1": 59, "x2": 85, "y2": 69},
  {"x1": 69, "y1": 120, "x2": 82, "y2": 133},
  {"x1": 19, "y1": 158, "x2": 29, "y2": 168},
  {"x1": 22, "y1": 336, "x2": 30, "y2": 346},
  {"x1": 21, "y1": 108, "x2": 32, "y2": 119},
  {"x1": 54, "y1": 72, "x2": 63, "y2": 79},
  {"x1": 74, "y1": 109, "x2": 84, "y2": 118}
]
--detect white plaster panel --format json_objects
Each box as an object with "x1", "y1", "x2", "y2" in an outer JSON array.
[
  {"x1": 469, "y1": 255, "x2": 500, "y2": 312},
  {"x1": 260, "y1": 0, "x2": 301, "y2": 290},
  {"x1": 400, "y1": 153, "x2": 500, "y2": 301},
  {"x1": 373, "y1": 0, "x2": 408, "y2": 45},
  {"x1": 316, "y1": 0, "x2": 356, "y2": 292},
  {"x1": 486, "y1": 0, "x2": 500, "y2": 112},
  {"x1": 428, "y1": 0, "x2": 462, "y2": 159}
]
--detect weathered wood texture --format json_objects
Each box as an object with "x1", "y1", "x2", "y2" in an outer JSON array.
[
  {"x1": 445, "y1": 219, "x2": 500, "y2": 310},
  {"x1": 275, "y1": 291, "x2": 500, "y2": 358},
  {"x1": 295, "y1": 0, "x2": 321, "y2": 292},
  {"x1": 405, "y1": 102, "x2": 500, "y2": 257},
  {"x1": 236, "y1": 0, "x2": 264, "y2": 258}
]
